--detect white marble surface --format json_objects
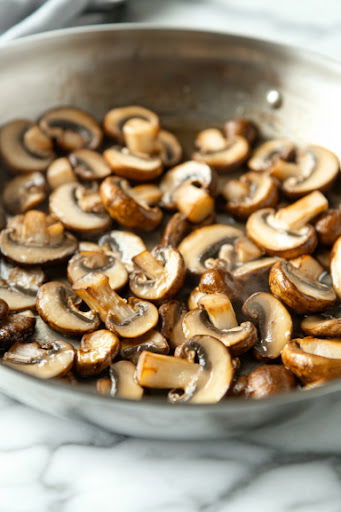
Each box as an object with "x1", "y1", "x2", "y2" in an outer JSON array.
[{"x1": 2, "y1": 1, "x2": 341, "y2": 511}]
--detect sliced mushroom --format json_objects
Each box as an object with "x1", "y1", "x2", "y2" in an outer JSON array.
[
  {"x1": 161, "y1": 213, "x2": 191, "y2": 248},
  {"x1": 136, "y1": 334, "x2": 233, "y2": 403},
  {"x1": 269, "y1": 258, "x2": 336, "y2": 314},
  {"x1": 39, "y1": 107, "x2": 102, "y2": 151},
  {"x1": 282, "y1": 337, "x2": 341, "y2": 383},
  {"x1": 129, "y1": 184, "x2": 162, "y2": 206},
  {"x1": 103, "y1": 105, "x2": 159, "y2": 145},
  {"x1": 36, "y1": 281, "x2": 100, "y2": 335},
  {"x1": 178, "y1": 224, "x2": 243, "y2": 275},
  {"x1": 46, "y1": 157, "x2": 78, "y2": 190},
  {"x1": 157, "y1": 129, "x2": 182, "y2": 167},
  {"x1": 98, "y1": 230, "x2": 146, "y2": 273},
  {"x1": 183, "y1": 293, "x2": 257, "y2": 356},
  {"x1": 271, "y1": 146, "x2": 339, "y2": 197},
  {"x1": 248, "y1": 139, "x2": 295, "y2": 172},
  {"x1": 331, "y1": 237, "x2": 341, "y2": 298},
  {"x1": 224, "y1": 118, "x2": 259, "y2": 145},
  {"x1": 0, "y1": 311, "x2": 36, "y2": 350},
  {"x1": 232, "y1": 257, "x2": 279, "y2": 284},
  {"x1": 172, "y1": 181, "x2": 215, "y2": 223},
  {"x1": 243, "y1": 292, "x2": 293, "y2": 359},
  {"x1": 100, "y1": 177, "x2": 162, "y2": 231},
  {"x1": 0, "y1": 259, "x2": 44, "y2": 311},
  {"x1": 75, "y1": 329, "x2": 120, "y2": 377},
  {"x1": 3, "y1": 172, "x2": 47, "y2": 214},
  {"x1": 69, "y1": 149, "x2": 111, "y2": 181},
  {"x1": 301, "y1": 307, "x2": 341, "y2": 338},
  {"x1": 159, "y1": 300, "x2": 187, "y2": 348},
  {"x1": 314, "y1": 210, "x2": 341, "y2": 246},
  {"x1": 67, "y1": 246, "x2": 128, "y2": 291},
  {"x1": 193, "y1": 129, "x2": 249, "y2": 171},
  {"x1": 73, "y1": 273, "x2": 158, "y2": 338},
  {"x1": 198, "y1": 268, "x2": 241, "y2": 301},
  {"x1": 0, "y1": 120, "x2": 54, "y2": 173},
  {"x1": 97, "y1": 361, "x2": 144, "y2": 400},
  {"x1": 103, "y1": 146, "x2": 163, "y2": 182},
  {"x1": 235, "y1": 365, "x2": 296, "y2": 399},
  {"x1": 130, "y1": 246, "x2": 185, "y2": 301},
  {"x1": 0, "y1": 210, "x2": 77, "y2": 265},
  {"x1": 0, "y1": 298, "x2": 8, "y2": 320},
  {"x1": 246, "y1": 191, "x2": 328, "y2": 258},
  {"x1": 120, "y1": 329, "x2": 169, "y2": 364},
  {"x1": 3, "y1": 340, "x2": 75, "y2": 379},
  {"x1": 223, "y1": 171, "x2": 278, "y2": 218},
  {"x1": 50, "y1": 183, "x2": 111, "y2": 235},
  {"x1": 188, "y1": 287, "x2": 208, "y2": 310}
]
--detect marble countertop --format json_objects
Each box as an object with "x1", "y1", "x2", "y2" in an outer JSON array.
[{"x1": 2, "y1": 1, "x2": 341, "y2": 511}]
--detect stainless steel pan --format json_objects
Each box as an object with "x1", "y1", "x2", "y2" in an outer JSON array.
[{"x1": 0, "y1": 25, "x2": 340, "y2": 440}]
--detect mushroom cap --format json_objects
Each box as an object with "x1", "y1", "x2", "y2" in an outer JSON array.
[
  {"x1": 242, "y1": 365, "x2": 296, "y2": 399},
  {"x1": 98, "y1": 230, "x2": 146, "y2": 273},
  {"x1": 248, "y1": 139, "x2": 295, "y2": 171},
  {"x1": 3, "y1": 340, "x2": 75, "y2": 379},
  {"x1": 331, "y1": 237, "x2": 341, "y2": 298},
  {"x1": 120, "y1": 329, "x2": 169, "y2": 364},
  {"x1": 315, "y1": 209, "x2": 341, "y2": 246},
  {"x1": 178, "y1": 224, "x2": 243, "y2": 275},
  {"x1": 301, "y1": 309, "x2": 341, "y2": 338},
  {"x1": 75, "y1": 329, "x2": 120, "y2": 377},
  {"x1": 198, "y1": 268, "x2": 240, "y2": 300},
  {"x1": 0, "y1": 120, "x2": 54, "y2": 173},
  {"x1": 69, "y1": 149, "x2": 111, "y2": 181},
  {"x1": 103, "y1": 146, "x2": 163, "y2": 182},
  {"x1": 159, "y1": 300, "x2": 187, "y2": 348},
  {"x1": 100, "y1": 176, "x2": 163, "y2": 232},
  {"x1": 130, "y1": 246, "x2": 185, "y2": 301},
  {"x1": 157, "y1": 129, "x2": 182, "y2": 167},
  {"x1": 0, "y1": 312, "x2": 36, "y2": 350},
  {"x1": 242, "y1": 291, "x2": 293, "y2": 359},
  {"x1": 50, "y1": 183, "x2": 111, "y2": 235},
  {"x1": 193, "y1": 134, "x2": 249, "y2": 172},
  {"x1": 36, "y1": 281, "x2": 100, "y2": 336},
  {"x1": 161, "y1": 212, "x2": 191, "y2": 248},
  {"x1": 0, "y1": 260, "x2": 44, "y2": 311},
  {"x1": 269, "y1": 259, "x2": 336, "y2": 314},
  {"x1": 224, "y1": 118, "x2": 259, "y2": 145},
  {"x1": 103, "y1": 105, "x2": 159, "y2": 143},
  {"x1": 3, "y1": 172, "x2": 47, "y2": 215},
  {"x1": 39, "y1": 107, "x2": 102, "y2": 151}
]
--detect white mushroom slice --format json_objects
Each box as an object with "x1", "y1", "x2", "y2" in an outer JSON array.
[
  {"x1": 3, "y1": 340, "x2": 75, "y2": 379},
  {"x1": 46, "y1": 157, "x2": 78, "y2": 190},
  {"x1": 157, "y1": 130, "x2": 182, "y2": 167},
  {"x1": 123, "y1": 117, "x2": 159, "y2": 155},
  {"x1": 97, "y1": 361, "x2": 144, "y2": 400},
  {"x1": 39, "y1": 107, "x2": 102, "y2": 151},
  {"x1": 178, "y1": 224, "x2": 243, "y2": 275},
  {"x1": 75, "y1": 330, "x2": 120, "y2": 377},
  {"x1": 67, "y1": 247, "x2": 128, "y2": 291},
  {"x1": 0, "y1": 120, "x2": 54, "y2": 173},
  {"x1": 73, "y1": 273, "x2": 158, "y2": 338},
  {"x1": 301, "y1": 308, "x2": 341, "y2": 338},
  {"x1": 99, "y1": 230, "x2": 146, "y2": 273},
  {"x1": 103, "y1": 105, "x2": 159, "y2": 144},
  {"x1": 69, "y1": 149, "x2": 111, "y2": 181},
  {"x1": 120, "y1": 329, "x2": 169, "y2": 364},
  {"x1": 331, "y1": 237, "x2": 341, "y2": 298},
  {"x1": 0, "y1": 210, "x2": 77, "y2": 265},
  {"x1": 103, "y1": 146, "x2": 162, "y2": 182},
  {"x1": 136, "y1": 334, "x2": 234, "y2": 404},
  {"x1": 130, "y1": 246, "x2": 185, "y2": 301},
  {"x1": 243, "y1": 292, "x2": 293, "y2": 359},
  {"x1": 271, "y1": 146, "x2": 339, "y2": 198},
  {"x1": 193, "y1": 131, "x2": 249, "y2": 171},
  {"x1": 248, "y1": 139, "x2": 295, "y2": 171},
  {"x1": 50, "y1": 183, "x2": 111, "y2": 236},
  {"x1": 0, "y1": 259, "x2": 44, "y2": 311},
  {"x1": 159, "y1": 300, "x2": 188, "y2": 348},
  {"x1": 36, "y1": 281, "x2": 100, "y2": 335},
  {"x1": 3, "y1": 172, "x2": 47, "y2": 214}
]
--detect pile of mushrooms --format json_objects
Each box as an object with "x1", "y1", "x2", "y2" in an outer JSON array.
[{"x1": 0, "y1": 104, "x2": 341, "y2": 403}]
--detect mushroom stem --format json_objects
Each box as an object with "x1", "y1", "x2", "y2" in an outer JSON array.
[
  {"x1": 271, "y1": 159, "x2": 299, "y2": 179},
  {"x1": 195, "y1": 128, "x2": 226, "y2": 153},
  {"x1": 274, "y1": 191, "x2": 328, "y2": 230},
  {"x1": 199, "y1": 293, "x2": 237, "y2": 330},
  {"x1": 129, "y1": 184, "x2": 162, "y2": 206},
  {"x1": 133, "y1": 250, "x2": 165, "y2": 280},
  {"x1": 173, "y1": 182, "x2": 214, "y2": 223},
  {"x1": 21, "y1": 210, "x2": 49, "y2": 245},
  {"x1": 123, "y1": 118, "x2": 159, "y2": 155}
]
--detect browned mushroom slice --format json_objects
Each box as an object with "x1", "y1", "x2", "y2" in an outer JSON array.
[
  {"x1": 0, "y1": 210, "x2": 77, "y2": 266},
  {"x1": 172, "y1": 181, "x2": 215, "y2": 223},
  {"x1": 271, "y1": 146, "x2": 339, "y2": 198},
  {"x1": 188, "y1": 287, "x2": 208, "y2": 310},
  {"x1": 97, "y1": 361, "x2": 144, "y2": 400},
  {"x1": 46, "y1": 157, "x2": 78, "y2": 190},
  {"x1": 314, "y1": 210, "x2": 341, "y2": 246},
  {"x1": 198, "y1": 268, "x2": 241, "y2": 301},
  {"x1": 0, "y1": 311, "x2": 36, "y2": 350},
  {"x1": 39, "y1": 107, "x2": 102, "y2": 151},
  {"x1": 178, "y1": 224, "x2": 243, "y2": 275},
  {"x1": 36, "y1": 281, "x2": 100, "y2": 335},
  {"x1": 69, "y1": 149, "x2": 111, "y2": 181},
  {"x1": 235, "y1": 365, "x2": 296, "y2": 399},
  {"x1": 159, "y1": 300, "x2": 187, "y2": 348},
  {"x1": 136, "y1": 334, "x2": 233, "y2": 403},
  {"x1": 301, "y1": 307, "x2": 341, "y2": 338},
  {"x1": 3, "y1": 340, "x2": 75, "y2": 379},
  {"x1": 130, "y1": 184, "x2": 162, "y2": 206},
  {"x1": 161, "y1": 213, "x2": 191, "y2": 248},
  {"x1": 0, "y1": 298, "x2": 8, "y2": 320},
  {"x1": 73, "y1": 273, "x2": 158, "y2": 338},
  {"x1": 248, "y1": 139, "x2": 295, "y2": 171},
  {"x1": 0, "y1": 259, "x2": 44, "y2": 311},
  {"x1": 50, "y1": 183, "x2": 111, "y2": 236},
  {"x1": 246, "y1": 191, "x2": 328, "y2": 258},
  {"x1": 75, "y1": 329, "x2": 120, "y2": 377},
  {"x1": 282, "y1": 337, "x2": 341, "y2": 383},
  {"x1": 130, "y1": 246, "x2": 185, "y2": 301},
  {"x1": 99, "y1": 230, "x2": 146, "y2": 273},
  {"x1": 223, "y1": 171, "x2": 278, "y2": 218},
  {"x1": 243, "y1": 292, "x2": 293, "y2": 359},
  {"x1": 103, "y1": 105, "x2": 159, "y2": 145},
  {"x1": 0, "y1": 120, "x2": 54, "y2": 173},
  {"x1": 67, "y1": 246, "x2": 128, "y2": 291},
  {"x1": 103, "y1": 146, "x2": 162, "y2": 182},
  {"x1": 331, "y1": 237, "x2": 341, "y2": 298},
  {"x1": 120, "y1": 329, "x2": 169, "y2": 364},
  {"x1": 100, "y1": 177, "x2": 162, "y2": 231},
  {"x1": 193, "y1": 129, "x2": 249, "y2": 171},
  {"x1": 3, "y1": 172, "x2": 47, "y2": 215},
  {"x1": 233, "y1": 257, "x2": 279, "y2": 283},
  {"x1": 224, "y1": 118, "x2": 259, "y2": 145},
  {"x1": 269, "y1": 258, "x2": 336, "y2": 314},
  {"x1": 157, "y1": 130, "x2": 182, "y2": 167}
]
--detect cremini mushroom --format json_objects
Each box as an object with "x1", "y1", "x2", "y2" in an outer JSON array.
[
  {"x1": 103, "y1": 146, "x2": 163, "y2": 182},
  {"x1": 99, "y1": 230, "x2": 146, "y2": 273},
  {"x1": 157, "y1": 130, "x2": 182, "y2": 167},
  {"x1": 270, "y1": 145, "x2": 339, "y2": 198},
  {"x1": 36, "y1": 281, "x2": 100, "y2": 335},
  {"x1": 69, "y1": 149, "x2": 111, "y2": 181},
  {"x1": 3, "y1": 340, "x2": 75, "y2": 379},
  {"x1": 282, "y1": 337, "x2": 341, "y2": 383},
  {"x1": 224, "y1": 118, "x2": 259, "y2": 145},
  {"x1": 49, "y1": 183, "x2": 111, "y2": 235},
  {"x1": 73, "y1": 273, "x2": 158, "y2": 338},
  {"x1": 120, "y1": 329, "x2": 169, "y2": 364},
  {"x1": 243, "y1": 292, "x2": 293, "y2": 359},
  {"x1": 183, "y1": 293, "x2": 257, "y2": 355},
  {"x1": 315, "y1": 210, "x2": 341, "y2": 246},
  {"x1": 301, "y1": 306, "x2": 341, "y2": 338},
  {"x1": 75, "y1": 329, "x2": 120, "y2": 377},
  {"x1": 130, "y1": 246, "x2": 185, "y2": 301},
  {"x1": 248, "y1": 138, "x2": 295, "y2": 171},
  {"x1": 234, "y1": 365, "x2": 296, "y2": 399},
  {"x1": 331, "y1": 237, "x2": 341, "y2": 298},
  {"x1": 159, "y1": 300, "x2": 187, "y2": 348},
  {"x1": 39, "y1": 106, "x2": 102, "y2": 151},
  {"x1": 223, "y1": 171, "x2": 279, "y2": 218},
  {"x1": 100, "y1": 176, "x2": 163, "y2": 231},
  {"x1": 0, "y1": 120, "x2": 54, "y2": 173},
  {"x1": 246, "y1": 191, "x2": 328, "y2": 258},
  {"x1": 0, "y1": 259, "x2": 44, "y2": 310},
  {"x1": 97, "y1": 361, "x2": 144, "y2": 400},
  {"x1": 46, "y1": 157, "x2": 78, "y2": 190},
  {"x1": 136, "y1": 334, "x2": 233, "y2": 403},
  {"x1": 67, "y1": 246, "x2": 128, "y2": 291},
  {"x1": 103, "y1": 105, "x2": 159, "y2": 146},
  {"x1": 0, "y1": 310, "x2": 36, "y2": 350},
  {"x1": 3, "y1": 172, "x2": 47, "y2": 215},
  {"x1": 0, "y1": 210, "x2": 77, "y2": 265}
]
